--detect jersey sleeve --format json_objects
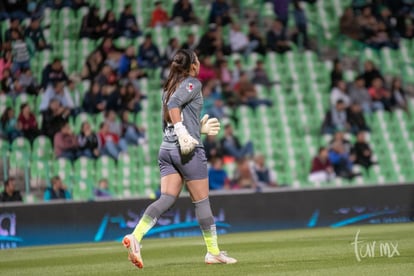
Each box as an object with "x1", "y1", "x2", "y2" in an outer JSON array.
[{"x1": 167, "y1": 78, "x2": 201, "y2": 110}]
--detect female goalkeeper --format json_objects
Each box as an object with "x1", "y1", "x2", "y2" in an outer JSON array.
[{"x1": 122, "y1": 49, "x2": 237, "y2": 268}]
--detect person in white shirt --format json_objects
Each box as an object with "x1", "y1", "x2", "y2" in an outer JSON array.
[
  {"x1": 330, "y1": 79, "x2": 350, "y2": 108},
  {"x1": 229, "y1": 23, "x2": 258, "y2": 56},
  {"x1": 39, "y1": 81, "x2": 74, "y2": 113}
]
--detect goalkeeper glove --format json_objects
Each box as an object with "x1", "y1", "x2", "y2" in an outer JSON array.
[
  {"x1": 200, "y1": 114, "x2": 221, "y2": 136},
  {"x1": 174, "y1": 122, "x2": 199, "y2": 155}
]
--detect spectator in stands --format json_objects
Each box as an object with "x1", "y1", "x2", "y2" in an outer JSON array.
[
  {"x1": 216, "y1": 59, "x2": 232, "y2": 85},
  {"x1": 231, "y1": 59, "x2": 243, "y2": 87},
  {"x1": 252, "y1": 60, "x2": 272, "y2": 87},
  {"x1": 78, "y1": 121, "x2": 99, "y2": 158},
  {"x1": 308, "y1": 147, "x2": 335, "y2": 183},
  {"x1": 321, "y1": 100, "x2": 349, "y2": 134},
  {"x1": 121, "y1": 82, "x2": 143, "y2": 113},
  {"x1": 41, "y1": 99, "x2": 69, "y2": 140},
  {"x1": 292, "y1": 0, "x2": 310, "y2": 49},
  {"x1": 79, "y1": 6, "x2": 102, "y2": 39},
  {"x1": 120, "y1": 110, "x2": 146, "y2": 146},
  {"x1": 267, "y1": 19, "x2": 291, "y2": 54},
  {"x1": 0, "y1": 68, "x2": 13, "y2": 94},
  {"x1": 1, "y1": 177, "x2": 22, "y2": 202},
  {"x1": 0, "y1": 107, "x2": 21, "y2": 142},
  {"x1": 198, "y1": 56, "x2": 217, "y2": 83},
  {"x1": 362, "y1": 60, "x2": 383, "y2": 88},
  {"x1": 0, "y1": 51, "x2": 12, "y2": 80},
  {"x1": 17, "y1": 103, "x2": 39, "y2": 143},
  {"x1": 357, "y1": 6, "x2": 378, "y2": 43},
  {"x1": 118, "y1": 4, "x2": 141, "y2": 38},
  {"x1": 368, "y1": 77, "x2": 392, "y2": 111},
  {"x1": 10, "y1": 30, "x2": 31, "y2": 74},
  {"x1": 390, "y1": 77, "x2": 409, "y2": 113},
  {"x1": 41, "y1": 58, "x2": 69, "y2": 89},
  {"x1": 349, "y1": 75, "x2": 373, "y2": 114},
  {"x1": 82, "y1": 50, "x2": 104, "y2": 81},
  {"x1": 229, "y1": 23, "x2": 258, "y2": 56},
  {"x1": 203, "y1": 134, "x2": 222, "y2": 162},
  {"x1": 24, "y1": 17, "x2": 50, "y2": 51},
  {"x1": 330, "y1": 130, "x2": 352, "y2": 153},
  {"x1": 138, "y1": 34, "x2": 161, "y2": 69},
  {"x1": 104, "y1": 110, "x2": 122, "y2": 136},
  {"x1": 54, "y1": 122, "x2": 79, "y2": 161},
  {"x1": 4, "y1": 18, "x2": 24, "y2": 42},
  {"x1": 208, "y1": 157, "x2": 230, "y2": 190},
  {"x1": 251, "y1": 154, "x2": 277, "y2": 187},
  {"x1": 9, "y1": 79, "x2": 26, "y2": 99},
  {"x1": 65, "y1": 79, "x2": 82, "y2": 115},
  {"x1": 234, "y1": 71, "x2": 272, "y2": 108},
  {"x1": 82, "y1": 81, "x2": 105, "y2": 114},
  {"x1": 39, "y1": 81, "x2": 74, "y2": 113},
  {"x1": 272, "y1": 0, "x2": 289, "y2": 28},
  {"x1": 209, "y1": 0, "x2": 231, "y2": 26},
  {"x1": 347, "y1": 103, "x2": 370, "y2": 134},
  {"x1": 118, "y1": 46, "x2": 139, "y2": 78},
  {"x1": 19, "y1": 68, "x2": 39, "y2": 95},
  {"x1": 330, "y1": 79, "x2": 350, "y2": 108},
  {"x1": 96, "y1": 37, "x2": 124, "y2": 67},
  {"x1": 330, "y1": 59, "x2": 343, "y2": 89},
  {"x1": 101, "y1": 11, "x2": 118, "y2": 38},
  {"x1": 233, "y1": 158, "x2": 257, "y2": 189},
  {"x1": 150, "y1": 1, "x2": 169, "y2": 27},
  {"x1": 181, "y1": 33, "x2": 197, "y2": 51},
  {"x1": 172, "y1": 0, "x2": 198, "y2": 25},
  {"x1": 197, "y1": 24, "x2": 223, "y2": 57},
  {"x1": 164, "y1": 38, "x2": 180, "y2": 63},
  {"x1": 44, "y1": 175, "x2": 71, "y2": 201},
  {"x1": 340, "y1": 7, "x2": 361, "y2": 40},
  {"x1": 94, "y1": 178, "x2": 112, "y2": 198},
  {"x1": 378, "y1": 6, "x2": 399, "y2": 48},
  {"x1": 352, "y1": 131, "x2": 375, "y2": 171},
  {"x1": 98, "y1": 122, "x2": 128, "y2": 159},
  {"x1": 248, "y1": 21, "x2": 267, "y2": 55},
  {"x1": 221, "y1": 123, "x2": 254, "y2": 160},
  {"x1": 329, "y1": 140, "x2": 355, "y2": 179}
]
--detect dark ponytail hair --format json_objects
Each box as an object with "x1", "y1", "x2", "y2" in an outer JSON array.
[{"x1": 163, "y1": 49, "x2": 196, "y2": 123}]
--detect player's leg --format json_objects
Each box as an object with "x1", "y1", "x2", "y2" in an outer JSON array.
[
  {"x1": 123, "y1": 173, "x2": 182, "y2": 268},
  {"x1": 132, "y1": 173, "x2": 182, "y2": 242},
  {"x1": 183, "y1": 149, "x2": 236, "y2": 264},
  {"x1": 187, "y1": 178, "x2": 237, "y2": 264}
]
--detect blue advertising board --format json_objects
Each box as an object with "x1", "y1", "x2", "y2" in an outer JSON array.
[{"x1": 1, "y1": 184, "x2": 414, "y2": 249}]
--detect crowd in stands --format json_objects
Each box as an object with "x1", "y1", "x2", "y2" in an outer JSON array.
[
  {"x1": 2, "y1": 0, "x2": 316, "y2": 200},
  {"x1": 340, "y1": 0, "x2": 414, "y2": 49},
  {"x1": 2, "y1": 0, "x2": 413, "y2": 201},
  {"x1": 311, "y1": 58, "x2": 407, "y2": 183}
]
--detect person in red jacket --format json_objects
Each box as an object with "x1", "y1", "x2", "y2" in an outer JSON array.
[
  {"x1": 17, "y1": 103, "x2": 39, "y2": 143},
  {"x1": 98, "y1": 122, "x2": 128, "y2": 159},
  {"x1": 150, "y1": 1, "x2": 169, "y2": 27},
  {"x1": 308, "y1": 147, "x2": 336, "y2": 183}
]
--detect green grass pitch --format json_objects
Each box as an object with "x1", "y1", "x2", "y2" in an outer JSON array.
[{"x1": 1, "y1": 223, "x2": 413, "y2": 276}]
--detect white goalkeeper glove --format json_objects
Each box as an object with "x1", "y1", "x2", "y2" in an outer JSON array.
[
  {"x1": 200, "y1": 114, "x2": 221, "y2": 136},
  {"x1": 174, "y1": 122, "x2": 199, "y2": 155}
]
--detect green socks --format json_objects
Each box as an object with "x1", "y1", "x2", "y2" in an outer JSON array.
[
  {"x1": 201, "y1": 225, "x2": 220, "y2": 255},
  {"x1": 132, "y1": 215, "x2": 156, "y2": 242}
]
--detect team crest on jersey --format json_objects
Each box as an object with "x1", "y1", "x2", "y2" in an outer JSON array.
[{"x1": 186, "y1": 83, "x2": 194, "y2": 92}]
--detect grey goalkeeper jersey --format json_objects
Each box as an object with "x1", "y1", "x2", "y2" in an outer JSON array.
[{"x1": 160, "y1": 76, "x2": 204, "y2": 149}]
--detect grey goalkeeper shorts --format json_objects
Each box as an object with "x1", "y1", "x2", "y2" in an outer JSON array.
[{"x1": 158, "y1": 147, "x2": 208, "y2": 181}]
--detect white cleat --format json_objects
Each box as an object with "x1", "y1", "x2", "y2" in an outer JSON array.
[
  {"x1": 205, "y1": 251, "x2": 237, "y2": 264},
  {"x1": 122, "y1": 234, "x2": 144, "y2": 269}
]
